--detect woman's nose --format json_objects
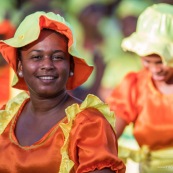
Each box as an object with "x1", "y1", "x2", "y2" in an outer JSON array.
[
  {"x1": 149, "y1": 64, "x2": 162, "y2": 74},
  {"x1": 41, "y1": 57, "x2": 54, "y2": 70}
]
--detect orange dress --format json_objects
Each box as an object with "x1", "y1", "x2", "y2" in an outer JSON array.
[
  {"x1": 107, "y1": 69, "x2": 173, "y2": 150},
  {"x1": 0, "y1": 65, "x2": 10, "y2": 107},
  {"x1": 0, "y1": 19, "x2": 16, "y2": 108},
  {"x1": 0, "y1": 92, "x2": 125, "y2": 173}
]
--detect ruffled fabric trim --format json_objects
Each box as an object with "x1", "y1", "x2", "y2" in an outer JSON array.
[
  {"x1": 59, "y1": 94, "x2": 116, "y2": 173},
  {"x1": 118, "y1": 145, "x2": 173, "y2": 171},
  {"x1": 0, "y1": 93, "x2": 116, "y2": 173},
  {"x1": 0, "y1": 91, "x2": 29, "y2": 134},
  {"x1": 77, "y1": 160, "x2": 123, "y2": 173}
]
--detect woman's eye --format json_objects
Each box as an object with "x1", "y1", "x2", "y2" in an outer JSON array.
[
  {"x1": 156, "y1": 61, "x2": 162, "y2": 64},
  {"x1": 32, "y1": 55, "x2": 42, "y2": 60},
  {"x1": 52, "y1": 55, "x2": 64, "y2": 61}
]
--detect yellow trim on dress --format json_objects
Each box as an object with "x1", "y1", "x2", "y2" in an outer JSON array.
[
  {"x1": 0, "y1": 91, "x2": 29, "y2": 134},
  {"x1": 59, "y1": 94, "x2": 116, "y2": 173},
  {"x1": 0, "y1": 92, "x2": 116, "y2": 173},
  {"x1": 118, "y1": 145, "x2": 173, "y2": 173}
]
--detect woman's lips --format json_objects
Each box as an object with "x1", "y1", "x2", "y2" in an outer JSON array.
[{"x1": 37, "y1": 75, "x2": 57, "y2": 83}]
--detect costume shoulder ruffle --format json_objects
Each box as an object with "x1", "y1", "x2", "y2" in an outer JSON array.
[
  {"x1": 0, "y1": 91, "x2": 29, "y2": 134},
  {"x1": 59, "y1": 94, "x2": 116, "y2": 173}
]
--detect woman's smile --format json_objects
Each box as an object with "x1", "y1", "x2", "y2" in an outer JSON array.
[{"x1": 37, "y1": 75, "x2": 58, "y2": 83}]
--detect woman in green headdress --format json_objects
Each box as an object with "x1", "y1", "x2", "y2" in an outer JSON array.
[{"x1": 107, "y1": 3, "x2": 173, "y2": 173}]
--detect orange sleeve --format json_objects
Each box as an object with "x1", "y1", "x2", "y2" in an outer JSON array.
[
  {"x1": 106, "y1": 72, "x2": 138, "y2": 124},
  {"x1": 69, "y1": 108, "x2": 126, "y2": 173},
  {"x1": 0, "y1": 65, "x2": 11, "y2": 107},
  {"x1": 0, "y1": 104, "x2": 6, "y2": 110}
]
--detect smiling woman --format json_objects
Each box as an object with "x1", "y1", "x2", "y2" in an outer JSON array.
[
  {"x1": 0, "y1": 12, "x2": 125, "y2": 173},
  {"x1": 106, "y1": 3, "x2": 173, "y2": 173}
]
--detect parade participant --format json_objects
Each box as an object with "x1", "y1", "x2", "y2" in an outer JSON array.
[
  {"x1": 0, "y1": 19, "x2": 16, "y2": 107},
  {"x1": 0, "y1": 11, "x2": 125, "y2": 173},
  {"x1": 106, "y1": 3, "x2": 173, "y2": 173}
]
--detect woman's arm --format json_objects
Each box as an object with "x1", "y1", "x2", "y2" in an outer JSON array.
[{"x1": 115, "y1": 116, "x2": 128, "y2": 138}]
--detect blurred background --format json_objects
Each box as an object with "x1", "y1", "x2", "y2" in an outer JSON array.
[{"x1": 0, "y1": 0, "x2": 173, "y2": 172}]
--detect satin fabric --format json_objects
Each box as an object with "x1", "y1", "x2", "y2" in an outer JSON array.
[
  {"x1": 0, "y1": 92, "x2": 125, "y2": 173},
  {"x1": 107, "y1": 69, "x2": 173, "y2": 172},
  {"x1": 0, "y1": 65, "x2": 10, "y2": 107},
  {"x1": 0, "y1": 19, "x2": 16, "y2": 108},
  {"x1": 106, "y1": 69, "x2": 173, "y2": 150}
]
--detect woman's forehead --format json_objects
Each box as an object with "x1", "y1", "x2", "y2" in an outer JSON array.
[
  {"x1": 21, "y1": 29, "x2": 68, "y2": 51},
  {"x1": 142, "y1": 54, "x2": 162, "y2": 59}
]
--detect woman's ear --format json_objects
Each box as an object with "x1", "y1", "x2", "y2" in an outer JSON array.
[{"x1": 17, "y1": 60, "x2": 23, "y2": 78}]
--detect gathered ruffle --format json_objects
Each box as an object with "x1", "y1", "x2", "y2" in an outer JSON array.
[
  {"x1": 77, "y1": 160, "x2": 125, "y2": 173},
  {"x1": 59, "y1": 94, "x2": 116, "y2": 173},
  {"x1": 0, "y1": 91, "x2": 29, "y2": 135}
]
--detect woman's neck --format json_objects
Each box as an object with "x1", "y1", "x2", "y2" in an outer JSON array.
[{"x1": 29, "y1": 91, "x2": 68, "y2": 115}]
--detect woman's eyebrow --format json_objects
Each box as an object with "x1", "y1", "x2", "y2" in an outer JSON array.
[{"x1": 28, "y1": 50, "x2": 65, "y2": 54}]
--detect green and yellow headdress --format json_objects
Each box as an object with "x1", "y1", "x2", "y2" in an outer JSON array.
[
  {"x1": 122, "y1": 3, "x2": 173, "y2": 66},
  {"x1": 0, "y1": 11, "x2": 93, "y2": 90}
]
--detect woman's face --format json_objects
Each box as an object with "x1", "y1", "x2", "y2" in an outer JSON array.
[
  {"x1": 141, "y1": 54, "x2": 173, "y2": 83},
  {"x1": 18, "y1": 29, "x2": 71, "y2": 97}
]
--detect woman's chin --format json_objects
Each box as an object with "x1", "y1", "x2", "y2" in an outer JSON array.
[{"x1": 152, "y1": 75, "x2": 166, "y2": 82}]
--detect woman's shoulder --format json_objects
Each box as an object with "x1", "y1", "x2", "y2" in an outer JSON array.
[
  {"x1": 117, "y1": 69, "x2": 149, "y2": 89},
  {"x1": 0, "y1": 91, "x2": 29, "y2": 135},
  {"x1": 123, "y1": 69, "x2": 147, "y2": 81},
  {"x1": 66, "y1": 94, "x2": 115, "y2": 130},
  {"x1": 0, "y1": 91, "x2": 29, "y2": 110}
]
